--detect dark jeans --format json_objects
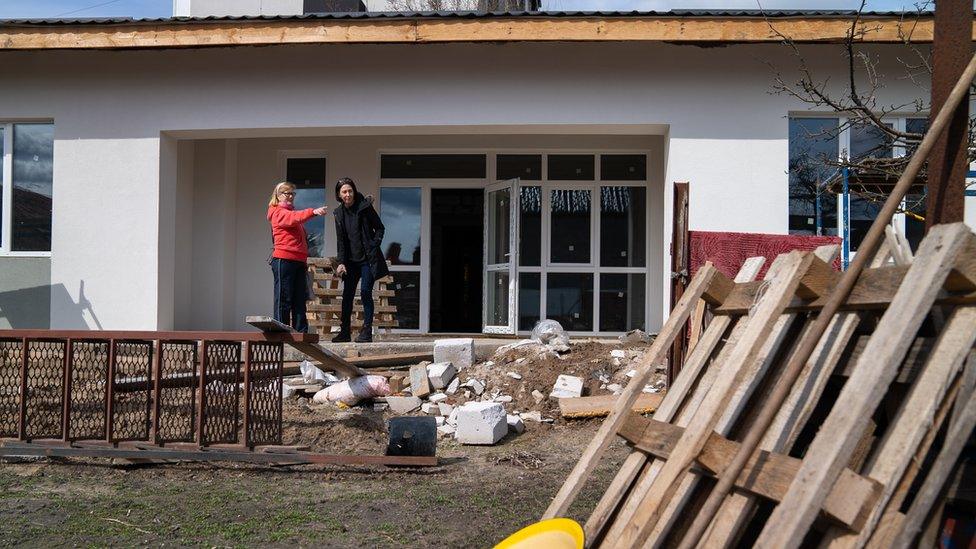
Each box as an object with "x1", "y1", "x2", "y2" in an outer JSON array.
[
  {"x1": 271, "y1": 257, "x2": 308, "y2": 333},
  {"x1": 341, "y1": 260, "x2": 374, "y2": 333}
]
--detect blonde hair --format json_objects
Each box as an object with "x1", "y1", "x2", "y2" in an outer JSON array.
[{"x1": 268, "y1": 181, "x2": 296, "y2": 207}]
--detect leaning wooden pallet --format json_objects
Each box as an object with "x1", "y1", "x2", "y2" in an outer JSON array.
[
  {"x1": 305, "y1": 257, "x2": 398, "y2": 338},
  {"x1": 546, "y1": 223, "x2": 976, "y2": 549}
]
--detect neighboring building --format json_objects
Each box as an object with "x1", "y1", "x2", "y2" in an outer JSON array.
[{"x1": 0, "y1": 11, "x2": 972, "y2": 333}]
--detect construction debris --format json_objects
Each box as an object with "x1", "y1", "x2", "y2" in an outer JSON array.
[
  {"x1": 550, "y1": 375, "x2": 583, "y2": 399},
  {"x1": 426, "y1": 362, "x2": 457, "y2": 389},
  {"x1": 455, "y1": 402, "x2": 507, "y2": 445},
  {"x1": 433, "y1": 337, "x2": 476, "y2": 369},
  {"x1": 409, "y1": 363, "x2": 432, "y2": 398},
  {"x1": 386, "y1": 396, "x2": 422, "y2": 414}
]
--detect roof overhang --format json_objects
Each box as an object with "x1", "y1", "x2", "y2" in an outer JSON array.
[{"x1": 0, "y1": 12, "x2": 966, "y2": 51}]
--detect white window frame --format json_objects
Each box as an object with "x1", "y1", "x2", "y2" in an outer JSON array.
[
  {"x1": 0, "y1": 121, "x2": 54, "y2": 258},
  {"x1": 377, "y1": 148, "x2": 653, "y2": 337}
]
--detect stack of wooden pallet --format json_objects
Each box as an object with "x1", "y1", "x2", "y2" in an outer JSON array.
[
  {"x1": 544, "y1": 222, "x2": 976, "y2": 548},
  {"x1": 305, "y1": 258, "x2": 398, "y2": 339}
]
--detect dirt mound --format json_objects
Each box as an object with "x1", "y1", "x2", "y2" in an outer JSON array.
[{"x1": 282, "y1": 401, "x2": 388, "y2": 454}]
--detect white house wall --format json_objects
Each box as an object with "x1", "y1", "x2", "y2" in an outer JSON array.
[{"x1": 0, "y1": 41, "x2": 934, "y2": 330}]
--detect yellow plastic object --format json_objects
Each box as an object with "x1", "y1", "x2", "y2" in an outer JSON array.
[{"x1": 494, "y1": 518, "x2": 584, "y2": 549}]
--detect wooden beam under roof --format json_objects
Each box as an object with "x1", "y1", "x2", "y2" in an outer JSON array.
[{"x1": 0, "y1": 14, "x2": 970, "y2": 51}]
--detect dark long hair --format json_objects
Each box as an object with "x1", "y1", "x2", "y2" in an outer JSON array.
[{"x1": 335, "y1": 177, "x2": 358, "y2": 202}]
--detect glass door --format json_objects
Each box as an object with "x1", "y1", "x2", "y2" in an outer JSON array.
[{"x1": 483, "y1": 178, "x2": 519, "y2": 334}]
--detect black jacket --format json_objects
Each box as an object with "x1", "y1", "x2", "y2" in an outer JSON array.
[{"x1": 334, "y1": 194, "x2": 389, "y2": 280}]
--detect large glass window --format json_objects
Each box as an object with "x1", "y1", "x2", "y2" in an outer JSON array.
[
  {"x1": 550, "y1": 188, "x2": 591, "y2": 263},
  {"x1": 846, "y1": 123, "x2": 893, "y2": 251},
  {"x1": 599, "y1": 274, "x2": 646, "y2": 332},
  {"x1": 519, "y1": 186, "x2": 541, "y2": 266},
  {"x1": 789, "y1": 117, "x2": 839, "y2": 236},
  {"x1": 0, "y1": 127, "x2": 4, "y2": 246},
  {"x1": 600, "y1": 186, "x2": 646, "y2": 267},
  {"x1": 547, "y1": 273, "x2": 594, "y2": 331},
  {"x1": 379, "y1": 187, "x2": 421, "y2": 266},
  {"x1": 518, "y1": 273, "x2": 540, "y2": 331},
  {"x1": 380, "y1": 154, "x2": 486, "y2": 179},
  {"x1": 285, "y1": 157, "x2": 326, "y2": 258},
  {"x1": 11, "y1": 124, "x2": 54, "y2": 252},
  {"x1": 389, "y1": 271, "x2": 420, "y2": 330}
]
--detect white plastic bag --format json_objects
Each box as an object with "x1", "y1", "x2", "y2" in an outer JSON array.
[
  {"x1": 300, "y1": 359, "x2": 338, "y2": 384},
  {"x1": 312, "y1": 375, "x2": 391, "y2": 406},
  {"x1": 531, "y1": 319, "x2": 570, "y2": 352}
]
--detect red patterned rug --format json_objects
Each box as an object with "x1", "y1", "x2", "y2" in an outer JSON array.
[{"x1": 689, "y1": 231, "x2": 843, "y2": 280}]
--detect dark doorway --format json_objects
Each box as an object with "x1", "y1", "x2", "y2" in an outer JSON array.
[{"x1": 429, "y1": 189, "x2": 484, "y2": 333}]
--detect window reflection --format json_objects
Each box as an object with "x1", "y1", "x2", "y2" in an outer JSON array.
[
  {"x1": 788, "y1": 118, "x2": 839, "y2": 237},
  {"x1": 286, "y1": 157, "x2": 326, "y2": 258},
  {"x1": 546, "y1": 273, "x2": 593, "y2": 331},
  {"x1": 550, "y1": 189, "x2": 591, "y2": 263},
  {"x1": 12, "y1": 124, "x2": 54, "y2": 251},
  {"x1": 379, "y1": 187, "x2": 421, "y2": 266}
]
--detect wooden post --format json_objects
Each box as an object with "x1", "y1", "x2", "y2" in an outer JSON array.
[
  {"x1": 668, "y1": 182, "x2": 690, "y2": 385},
  {"x1": 925, "y1": 0, "x2": 972, "y2": 228}
]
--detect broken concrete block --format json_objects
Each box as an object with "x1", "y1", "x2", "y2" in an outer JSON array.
[
  {"x1": 521, "y1": 410, "x2": 543, "y2": 422},
  {"x1": 421, "y1": 402, "x2": 438, "y2": 415},
  {"x1": 434, "y1": 338, "x2": 476, "y2": 370},
  {"x1": 611, "y1": 349, "x2": 627, "y2": 359},
  {"x1": 494, "y1": 395, "x2": 513, "y2": 403},
  {"x1": 550, "y1": 374, "x2": 584, "y2": 399},
  {"x1": 426, "y1": 362, "x2": 457, "y2": 390},
  {"x1": 437, "y1": 424, "x2": 456, "y2": 438},
  {"x1": 435, "y1": 416, "x2": 446, "y2": 427},
  {"x1": 386, "y1": 396, "x2": 422, "y2": 414},
  {"x1": 437, "y1": 403, "x2": 454, "y2": 417},
  {"x1": 532, "y1": 390, "x2": 546, "y2": 404},
  {"x1": 506, "y1": 372, "x2": 523, "y2": 380},
  {"x1": 281, "y1": 384, "x2": 298, "y2": 399},
  {"x1": 607, "y1": 383, "x2": 623, "y2": 394},
  {"x1": 446, "y1": 377, "x2": 460, "y2": 395},
  {"x1": 388, "y1": 375, "x2": 406, "y2": 394},
  {"x1": 428, "y1": 392, "x2": 448, "y2": 403},
  {"x1": 446, "y1": 407, "x2": 460, "y2": 426},
  {"x1": 410, "y1": 364, "x2": 431, "y2": 398},
  {"x1": 507, "y1": 414, "x2": 525, "y2": 434},
  {"x1": 462, "y1": 378, "x2": 485, "y2": 396},
  {"x1": 455, "y1": 402, "x2": 507, "y2": 445}
]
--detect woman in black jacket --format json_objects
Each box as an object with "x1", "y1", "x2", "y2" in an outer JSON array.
[{"x1": 332, "y1": 177, "x2": 389, "y2": 343}]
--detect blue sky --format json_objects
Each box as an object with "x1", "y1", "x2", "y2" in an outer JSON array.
[{"x1": 0, "y1": 0, "x2": 943, "y2": 19}]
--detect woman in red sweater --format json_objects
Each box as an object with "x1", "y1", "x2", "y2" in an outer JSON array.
[{"x1": 267, "y1": 181, "x2": 327, "y2": 332}]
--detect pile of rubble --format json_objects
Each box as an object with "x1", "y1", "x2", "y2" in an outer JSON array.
[{"x1": 284, "y1": 322, "x2": 663, "y2": 446}]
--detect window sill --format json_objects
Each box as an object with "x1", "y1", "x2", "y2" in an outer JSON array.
[{"x1": 0, "y1": 251, "x2": 52, "y2": 258}]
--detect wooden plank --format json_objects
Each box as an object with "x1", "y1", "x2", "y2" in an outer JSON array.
[
  {"x1": 245, "y1": 316, "x2": 366, "y2": 378},
  {"x1": 702, "y1": 245, "x2": 887, "y2": 548},
  {"x1": 864, "y1": 373, "x2": 964, "y2": 549},
  {"x1": 614, "y1": 251, "x2": 816, "y2": 548},
  {"x1": 714, "y1": 261, "x2": 976, "y2": 316},
  {"x1": 583, "y1": 257, "x2": 766, "y2": 543},
  {"x1": 559, "y1": 393, "x2": 664, "y2": 419},
  {"x1": 823, "y1": 306, "x2": 976, "y2": 548},
  {"x1": 0, "y1": 16, "x2": 947, "y2": 51},
  {"x1": 306, "y1": 304, "x2": 397, "y2": 313},
  {"x1": 0, "y1": 442, "x2": 438, "y2": 467},
  {"x1": 584, "y1": 257, "x2": 766, "y2": 540},
  {"x1": 891, "y1": 388, "x2": 976, "y2": 548},
  {"x1": 616, "y1": 415, "x2": 881, "y2": 528},
  {"x1": 313, "y1": 288, "x2": 395, "y2": 298},
  {"x1": 647, "y1": 247, "x2": 839, "y2": 544},
  {"x1": 755, "y1": 223, "x2": 975, "y2": 548},
  {"x1": 542, "y1": 263, "x2": 730, "y2": 520}
]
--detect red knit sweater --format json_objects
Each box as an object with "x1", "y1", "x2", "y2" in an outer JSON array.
[{"x1": 267, "y1": 204, "x2": 316, "y2": 262}]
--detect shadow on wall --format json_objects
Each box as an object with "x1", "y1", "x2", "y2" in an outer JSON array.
[{"x1": 0, "y1": 282, "x2": 102, "y2": 330}]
